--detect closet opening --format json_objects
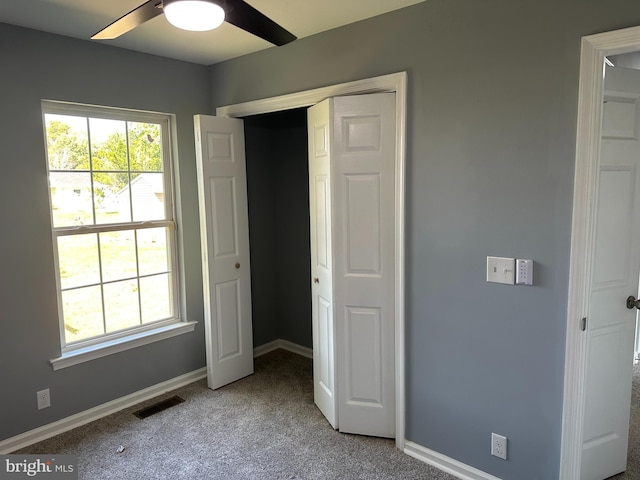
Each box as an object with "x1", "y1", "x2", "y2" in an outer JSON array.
[{"x1": 243, "y1": 108, "x2": 312, "y2": 352}]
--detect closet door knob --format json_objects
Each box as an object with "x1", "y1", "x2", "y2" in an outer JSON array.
[
  {"x1": 626, "y1": 295, "x2": 640, "y2": 310},
  {"x1": 313, "y1": 277, "x2": 319, "y2": 284},
  {"x1": 235, "y1": 263, "x2": 240, "y2": 269}
]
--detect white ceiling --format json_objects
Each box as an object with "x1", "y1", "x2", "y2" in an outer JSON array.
[{"x1": 0, "y1": 0, "x2": 424, "y2": 65}]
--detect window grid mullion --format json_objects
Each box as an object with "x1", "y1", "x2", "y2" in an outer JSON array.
[
  {"x1": 95, "y1": 232, "x2": 108, "y2": 337},
  {"x1": 134, "y1": 229, "x2": 143, "y2": 326},
  {"x1": 126, "y1": 121, "x2": 134, "y2": 223},
  {"x1": 85, "y1": 117, "x2": 97, "y2": 226}
]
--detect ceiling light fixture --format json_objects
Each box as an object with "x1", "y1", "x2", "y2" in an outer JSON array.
[{"x1": 163, "y1": 0, "x2": 225, "y2": 32}]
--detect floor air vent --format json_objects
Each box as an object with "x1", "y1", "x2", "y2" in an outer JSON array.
[{"x1": 133, "y1": 395, "x2": 185, "y2": 419}]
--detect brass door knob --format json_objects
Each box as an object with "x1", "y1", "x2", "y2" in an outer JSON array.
[
  {"x1": 235, "y1": 263, "x2": 240, "y2": 269},
  {"x1": 313, "y1": 277, "x2": 319, "y2": 284}
]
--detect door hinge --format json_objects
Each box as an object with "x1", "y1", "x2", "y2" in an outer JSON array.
[{"x1": 580, "y1": 317, "x2": 587, "y2": 332}]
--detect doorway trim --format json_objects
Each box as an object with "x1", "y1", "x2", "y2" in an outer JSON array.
[
  {"x1": 216, "y1": 71, "x2": 407, "y2": 449},
  {"x1": 561, "y1": 26, "x2": 640, "y2": 479}
]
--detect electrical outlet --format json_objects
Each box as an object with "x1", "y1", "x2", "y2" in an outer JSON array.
[
  {"x1": 491, "y1": 433, "x2": 507, "y2": 460},
  {"x1": 37, "y1": 388, "x2": 50, "y2": 410}
]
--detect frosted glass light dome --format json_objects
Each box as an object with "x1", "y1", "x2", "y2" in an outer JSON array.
[{"x1": 163, "y1": 0, "x2": 225, "y2": 32}]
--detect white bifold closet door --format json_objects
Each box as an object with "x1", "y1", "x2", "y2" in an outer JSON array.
[
  {"x1": 308, "y1": 93, "x2": 396, "y2": 438},
  {"x1": 194, "y1": 114, "x2": 254, "y2": 391}
]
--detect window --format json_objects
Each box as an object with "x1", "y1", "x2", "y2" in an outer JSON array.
[{"x1": 43, "y1": 101, "x2": 184, "y2": 359}]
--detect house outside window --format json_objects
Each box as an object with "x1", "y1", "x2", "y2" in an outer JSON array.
[{"x1": 42, "y1": 101, "x2": 183, "y2": 357}]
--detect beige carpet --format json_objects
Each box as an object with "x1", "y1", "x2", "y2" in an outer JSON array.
[{"x1": 16, "y1": 350, "x2": 457, "y2": 480}]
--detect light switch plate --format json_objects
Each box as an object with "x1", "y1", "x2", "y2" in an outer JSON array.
[{"x1": 487, "y1": 256, "x2": 515, "y2": 285}]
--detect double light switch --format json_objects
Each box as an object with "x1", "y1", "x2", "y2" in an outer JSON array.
[{"x1": 487, "y1": 256, "x2": 533, "y2": 286}]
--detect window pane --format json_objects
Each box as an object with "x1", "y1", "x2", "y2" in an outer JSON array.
[
  {"x1": 90, "y1": 118, "x2": 128, "y2": 172},
  {"x1": 58, "y1": 234, "x2": 100, "y2": 289},
  {"x1": 104, "y1": 280, "x2": 140, "y2": 333},
  {"x1": 95, "y1": 172, "x2": 132, "y2": 224},
  {"x1": 128, "y1": 122, "x2": 162, "y2": 172},
  {"x1": 44, "y1": 114, "x2": 89, "y2": 171},
  {"x1": 138, "y1": 227, "x2": 170, "y2": 276},
  {"x1": 140, "y1": 274, "x2": 172, "y2": 324},
  {"x1": 62, "y1": 286, "x2": 104, "y2": 343},
  {"x1": 49, "y1": 172, "x2": 93, "y2": 227},
  {"x1": 44, "y1": 103, "x2": 177, "y2": 349},
  {"x1": 131, "y1": 172, "x2": 166, "y2": 221},
  {"x1": 100, "y1": 231, "x2": 137, "y2": 282}
]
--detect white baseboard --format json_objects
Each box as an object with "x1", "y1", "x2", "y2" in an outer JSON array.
[
  {"x1": 0, "y1": 367, "x2": 207, "y2": 454},
  {"x1": 253, "y1": 339, "x2": 313, "y2": 359},
  {"x1": 404, "y1": 441, "x2": 502, "y2": 480}
]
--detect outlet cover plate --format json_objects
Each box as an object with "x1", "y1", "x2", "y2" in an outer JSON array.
[
  {"x1": 491, "y1": 432, "x2": 507, "y2": 460},
  {"x1": 37, "y1": 388, "x2": 50, "y2": 410}
]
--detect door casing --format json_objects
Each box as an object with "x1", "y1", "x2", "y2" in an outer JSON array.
[
  {"x1": 562, "y1": 26, "x2": 640, "y2": 479},
  {"x1": 216, "y1": 72, "x2": 407, "y2": 449}
]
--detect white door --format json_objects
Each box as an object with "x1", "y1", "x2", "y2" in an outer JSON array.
[
  {"x1": 581, "y1": 65, "x2": 640, "y2": 480},
  {"x1": 308, "y1": 100, "x2": 337, "y2": 428},
  {"x1": 308, "y1": 93, "x2": 396, "y2": 437},
  {"x1": 194, "y1": 115, "x2": 254, "y2": 390}
]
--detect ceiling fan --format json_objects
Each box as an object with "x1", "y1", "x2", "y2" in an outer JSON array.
[{"x1": 92, "y1": 0, "x2": 297, "y2": 46}]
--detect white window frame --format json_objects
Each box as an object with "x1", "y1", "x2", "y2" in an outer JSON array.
[{"x1": 43, "y1": 100, "x2": 195, "y2": 370}]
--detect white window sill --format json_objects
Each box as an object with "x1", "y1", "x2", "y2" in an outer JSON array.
[{"x1": 50, "y1": 321, "x2": 197, "y2": 371}]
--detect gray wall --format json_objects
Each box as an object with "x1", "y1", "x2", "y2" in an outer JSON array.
[
  {"x1": 244, "y1": 110, "x2": 311, "y2": 348},
  {"x1": 208, "y1": 1, "x2": 640, "y2": 479},
  {"x1": 0, "y1": 23, "x2": 211, "y2": 440}
]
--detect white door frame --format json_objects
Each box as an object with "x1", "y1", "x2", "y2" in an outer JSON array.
[
  {"x1": 561, "y1": 26, "x2": 640, "y2": 479},
  {"x1": 216, "y1": 71, "x2": 407, "y2": 449}
]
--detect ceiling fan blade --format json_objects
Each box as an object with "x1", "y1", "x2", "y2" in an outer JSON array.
[
  {"x1": 224, "y1": 0, "x2": 296, "y2": 46},
  {"x1": 92, "y1": 0, "x2": 163, "y2": 40}
]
